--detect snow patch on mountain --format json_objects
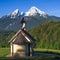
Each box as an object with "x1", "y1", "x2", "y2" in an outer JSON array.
[
  {"x1": 12, "y1": 9, "x2": 19, "y2": 15},
  {"x1": 10, "y1": 9, "x2": 20, "y2": 18},
  {"x1": 25, "y1": 6, "x2": 47, "y2": 18},
  {"x1": 5, "y1": 22, "x2": 16, "y2": 30},
  {"x1": 2, "y1": 6, "x2": 48, "y2": 19}
]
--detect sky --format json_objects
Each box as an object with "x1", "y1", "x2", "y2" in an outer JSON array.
[{"x1": 0, "y1": 0, "x2": 60, "y2": 17}]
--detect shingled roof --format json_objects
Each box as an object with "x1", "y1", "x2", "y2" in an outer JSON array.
[{"x1": 9, "y1": 29, "x2": 35, "y2": 44}]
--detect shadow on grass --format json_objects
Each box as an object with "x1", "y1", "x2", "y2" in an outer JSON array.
[
  {"x1": 0, "y1": 51, "x2": 60, "y2": 60},
  {"x1": 33, "y1": 51, "x2": 60, "y2": 60},
  {"x1": 34, "y1": 51, "x2": 60, "y2": 56},
  {"x1": 0, "y1": 56, "x2": 60, "y2": 60}
]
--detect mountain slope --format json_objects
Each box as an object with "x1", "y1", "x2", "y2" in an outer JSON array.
[
  {"x1": 0, "y1": 31, "x2": 16, "y2": 47},
  {"x1": 0, "y1": 6, "x2": 60, "y2": 31},
  {"x1": 10, "y1": 9, "x2": 20, "y2": 19},
  {"x1": 25, "y1": 6, "x2": 47, "y2": 18},
  {"x1": 29, "y1": 21, "x2": 60, "y2": 49},
  {"x1": 0, "y1": 21, "x2": 60, "y2": 50}
]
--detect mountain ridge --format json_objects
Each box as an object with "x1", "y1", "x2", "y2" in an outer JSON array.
[
  {"x1": 0, "y1": 6, "x2": 60, "y2": 31},
  {"x1": 1, "y1": 6, "x2": 48, "y2": 19},
  {"x1": 25, "y1": 6, "x2": 47, "y2": 18}
]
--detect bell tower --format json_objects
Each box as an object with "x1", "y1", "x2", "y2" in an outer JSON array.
[{"x1": 21, "y1": 17, "x2": 26, "y2": 30}]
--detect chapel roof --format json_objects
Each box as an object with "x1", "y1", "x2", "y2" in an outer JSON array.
[{"x1": 9, "y1": 29, "x2": 35, "y2": 44}]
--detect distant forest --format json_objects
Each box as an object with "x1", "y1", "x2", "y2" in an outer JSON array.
[{"x1": 0, "y1": 21, "x2": 60, "y2": 50}]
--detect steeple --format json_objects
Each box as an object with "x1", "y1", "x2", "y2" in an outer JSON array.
[{"x1": 21, "y1": 17, "x2": 26, "y2": 30}]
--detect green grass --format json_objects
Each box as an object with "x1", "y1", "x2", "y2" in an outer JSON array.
[
  {"x1": 0, "y1": 48, "x2": 60, "y2": 60},
  {"x1": 0, "y1": 48, "x2": 10, "y2": 57},
  {"x1": 0, "y1": 55, "x2": 60, "y2": 60},
  {"x1": 0, "y1": 48, "x2": 60, "y2": 57},
  {"x1": 34, "y1": 48, "x2": 60, "y2": 54}
]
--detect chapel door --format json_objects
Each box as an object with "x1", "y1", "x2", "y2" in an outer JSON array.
[{"x1": 26, "y1": 43, "x2": 30, "y2": 56}]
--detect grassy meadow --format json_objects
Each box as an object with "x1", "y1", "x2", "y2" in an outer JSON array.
[
  {"x1": 34, "y1": 48, "x2": 60, "y2": 54},
  {"x1": 0, "y1": 48, "x2": 60, "y2": 60},
  {"x1": 0, "y1": 48, "x2": 10, "y2": 57}
]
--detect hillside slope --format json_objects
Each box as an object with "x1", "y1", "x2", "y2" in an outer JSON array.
[
  {"x1": 0, "y1": 31, "x2": 16, "y2": 47},
  {"x1": 0, "y1": 21, "x2": 60, "y2": 50},
  {"x1": 29, "y1": 21, "x2": 60, "y2": 49}
]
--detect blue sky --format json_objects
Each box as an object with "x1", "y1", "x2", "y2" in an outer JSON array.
[{"x1": 0, "y1": 0, "x2": 60, "y2": 17}]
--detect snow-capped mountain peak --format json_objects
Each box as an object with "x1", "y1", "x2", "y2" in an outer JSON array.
[
  {"x1": 12, "y1": 9, "x2": 19, "y2": 15},
  {"x1": 2, "y1": 6, "x2": 48, "y2": 19},
  {"x1": 25, "y1": 6, "x2": 47, "y2": 18},
  {"x1": 10, "y1": 9, "x2": 20, "y2": 19}
]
